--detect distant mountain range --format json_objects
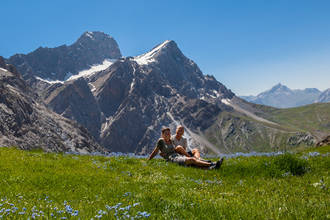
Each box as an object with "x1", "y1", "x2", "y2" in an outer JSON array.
[
  {"x1": 1, "y1": 31, "x2": 329, "y2": 153},
  {"x1": 240, "y1": 83, "x2": 330, "y2": 108}
]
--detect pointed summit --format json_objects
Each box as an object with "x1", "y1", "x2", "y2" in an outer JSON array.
[
  {"x1": 269, "y1": 83, "x2": 291, "y2": 93},
  {"x1": 134, "y1": 40, "x2": 183, "y2": 65}
]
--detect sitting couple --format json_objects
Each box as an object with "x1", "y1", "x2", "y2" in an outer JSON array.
[{"x1": 148, "y1": 125, "x2": 224, "y2": 170}]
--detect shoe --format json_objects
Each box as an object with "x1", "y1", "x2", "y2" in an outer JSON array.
[
  {"x1": 214, "y1": 158, "x2": 224, "y2": 169},
  {"x1": 208, "y1": 164, "x2": 217, "y2": 170}
]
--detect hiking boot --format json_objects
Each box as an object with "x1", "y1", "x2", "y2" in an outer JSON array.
[
  {"x1": 214, "y1": 158, "x2": 224, "y2": 169},
  {"x1": 208, "y1": 164, "x2": 217, "y2": 170}
]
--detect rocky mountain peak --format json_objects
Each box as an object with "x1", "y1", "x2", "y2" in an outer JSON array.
[
  {"x1": 133, "y1": 40, "x2": 183, "y2": 65},
  {"x1": 303, "y1": 88, "x2": 321, "y2": 93},
  {"x1": 75, "y1": 31, "x2": 116, "y2": 46},
  {"x1": 269, "y1": 83, "x2": 291, "y2": 93},
  {"x1": 7, "y1": 31, "x2": 122, "y2": 81}
]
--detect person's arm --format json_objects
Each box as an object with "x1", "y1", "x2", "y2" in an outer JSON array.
[
  {"x1": 183, "y1": 138, "x2": 188, "y2": 151},
  {"x1": 148, "y1": 146, "x2": 159, "y2": 161}
]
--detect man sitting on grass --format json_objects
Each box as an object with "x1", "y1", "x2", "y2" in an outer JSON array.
[{"x1": 148, "y1": 127, "x2": 223, "y2": 169}]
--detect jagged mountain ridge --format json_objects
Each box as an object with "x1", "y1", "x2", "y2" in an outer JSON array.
[
  {"x1": 241, "y1": 83, "x2": 328, "y2": 108},
  {"x1": 28, "y1": 37, "x2": 319, "y2": 154},
  {"x1": 0, "y1": 56, "x2": 105, "y2": 153},
  {"x1": 40, "y1": 40, "x2": 236, "y2": 153},
  {"x1": 7, "y1": 31, "x2": 121, "y2": 81}
]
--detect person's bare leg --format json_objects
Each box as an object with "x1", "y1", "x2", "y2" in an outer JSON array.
[
  {"x1": 184, "y1": 157, "x2": 211, "y2": 167},
  {"x1": 191, "y1": 148, "x2": 201, "y2": 159},
  {"x1": 175, "y1": 146, "x2": 191, "y2": 157}
]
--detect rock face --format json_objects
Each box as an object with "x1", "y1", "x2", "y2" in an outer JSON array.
[
  {"x1": 0, "y1": 59, "x2": 105, "y2": 153},
  {"x1": 44, "y1": 78, "x2": 102, "y2": 139},
  {"x1": 241, "y1": 83, "x2": 322, "y2": 108},
  {"x1": 316, "y1": 134, "x2": 330, "y2": 147},
  {"x1": 7, "y1": 31, "x2": 122, "y2": 81}
]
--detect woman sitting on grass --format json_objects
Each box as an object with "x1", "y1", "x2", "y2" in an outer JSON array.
[{"x1": 148, "y1": 127, "x2": 223, "y2": 169}]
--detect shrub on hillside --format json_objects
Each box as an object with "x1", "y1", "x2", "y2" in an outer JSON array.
[{"x1": 268, "y1": 153, "x2": 310, "y2": 177}]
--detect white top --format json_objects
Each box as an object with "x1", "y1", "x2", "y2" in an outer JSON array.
[{"x1": 171, "y1": 135, "x2": 190, "y2": 151}]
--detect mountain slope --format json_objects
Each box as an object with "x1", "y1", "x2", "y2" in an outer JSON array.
[
  {"x1": 317, "y1": 88, "x2": 330, "y2": 103},
  {"x1": 0, "y1": 57, "x2": 104, "y2": 153},
  {"x1": 258, "y1": 102, "x2": 330, "y2": 138}
]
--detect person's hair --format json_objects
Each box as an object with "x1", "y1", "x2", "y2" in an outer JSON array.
[{"x1": 161, "y1": 127, "x2": 170, "y2": 134}]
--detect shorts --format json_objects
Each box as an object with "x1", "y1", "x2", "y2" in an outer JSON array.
[{"x1": 168, "y1": 153, "x2": 188, "y2": 166}]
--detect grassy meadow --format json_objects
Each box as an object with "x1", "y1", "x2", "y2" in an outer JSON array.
[
  {"x1": 0, "y1": 146, "x2": 329, "y2": 219},
  {"x1": 264, "y1": 102, "x2": 330, "y2": 133}
]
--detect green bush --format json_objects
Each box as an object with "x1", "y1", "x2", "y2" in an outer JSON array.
[{"x1": 269, "y1": 153, "x2": 309, "y2": 177}]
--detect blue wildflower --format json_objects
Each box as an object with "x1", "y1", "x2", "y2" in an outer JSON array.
[
  {"x1": 95, "y1": 214, "x2": 102, "y2": 219},
  {"x1": 114, "y1": 203, "x2": 122, "y2": 209},
  {"x1": 71, "y1": 210, "x2": 79, "y2": 216},
  {"x1": 65, "y1": 205, "x2": 73, "y2": 213},
  {"x1": 137, "y1": 211, "x2": 151, "y2": 218},
  {"x1": 308, "y1": 152, "x2": 320, "y2": 157},
  {"x1": 123, "y1": 192, "x2": 131, "y2": 197},
  {"x1": 18, "y1": 211, "x2": 25, "y2": 215}
]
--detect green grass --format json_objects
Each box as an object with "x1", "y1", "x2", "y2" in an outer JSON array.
[
  {"x1": 0, "y1": 147, "x2": 329, "y2": 219},
  {"x1": 264, "y1": 103, "x2": 330, "y2": 133}
]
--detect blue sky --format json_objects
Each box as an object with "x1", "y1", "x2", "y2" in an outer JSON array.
[{"x1": 1, "y1": 0, "x2": 330, "y2": 95}]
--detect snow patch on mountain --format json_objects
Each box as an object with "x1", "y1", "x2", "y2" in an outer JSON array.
[
  {"x1": 85, "y1": 31, "x2": 95, "y2": 40},
  {"x1": 67, "y1": 59, "x2": 116, "y2": 81},
  {"x1": 35, "y1": 76, "x2": 64, "y2": 84},
  {"x1": 134, "y1": 40, "x2": 171, "y2": 65},
  {"x1": 89, "y1": 83, "x2": 97, "y2": 92},
  {"x1": 34, "y1": 59, "x2": 116, "y2": 85},
  {"x1": 0, "y1": 68, "x2": 8, "y2": 72}
]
